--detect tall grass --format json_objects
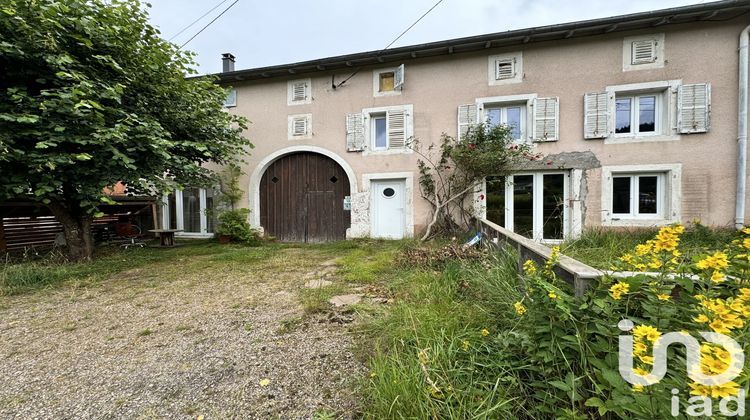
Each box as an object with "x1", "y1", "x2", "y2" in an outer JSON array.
[
  {"x1": 561, "y1": 224, "x2": 740, "y2": 269},
  {"x1": 359, "y1": 248, "x2": 529, "y2": 419}
]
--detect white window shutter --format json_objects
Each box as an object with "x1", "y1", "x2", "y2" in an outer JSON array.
[
  {"x1": 631, "y1": 40, "x2": 657, "y2": 64},
  {"x1": 292, "y1": 82, "x2": 307, "y2": 102},
  {"x1": 387, "y1": 109, "x2": 407, "y2": 148},
  {"x1": 457, "y1": 104, "x2": 478, "y2": 141},
  {"x1": 292, "y1": 116, "x2": 308, "y2": 136},
  {"x1": 532, "y1": 97, "x2": 559, "y2": 141},
  {"x1": 584, "y1": 92, "x2": 609, "y2": 139},
  {"x1": 394, "y1": 64, "x2": 405, "y2": 90},
  {"x1": 495, "y1": 58, "x2": 515, "y2": 80},
  {"x1": 346, "y1": 113, "x2": 365, "y2": 151},
  {"x1": 678, "y1": 83, "x2": 710, "y2": 134}
]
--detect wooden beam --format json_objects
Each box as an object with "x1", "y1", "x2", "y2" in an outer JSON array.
[
  {"x1": 411, "y1": 52, "x2": 417, "y2": 58},
  {"x1": 447, "y1": 46, "x2": 454, "y2": 54},
  {"x1": 484, "y1": 41, "x2": 492, "y2": 48},
  {"x1": 564, "y1": 29, "x2": 575, "y2": 38},
  {"x1": 316, "y1": 65, "x2": 325, "y2": 70}
]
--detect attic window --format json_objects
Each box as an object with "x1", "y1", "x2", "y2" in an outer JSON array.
[
  {"x1": 288, "y1": 114, "x2": 311, "y2": 139},
  {"x1": 223, "y1": 89, "x2": 237, "y2": 107},
  {"x1": 292, "y1": 116, "x2": 307, "y2": 136},
  {"x1": 287, "y1": 79, "x2": 311, "y2": 105},
  {"x1": 495, "y1": 59, "x2": 515, "y2": 80},
  {"x1": 488, "y1": 52, "x2": 522, "y2": 86},
  {"x1": 379, "y1": 72, "x2": 395, "y2": 92},
  {"x1": 631, "y1": 40, "x2": 657, "y2": 64}
]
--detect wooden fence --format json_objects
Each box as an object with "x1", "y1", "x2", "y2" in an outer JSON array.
[{"x1": 478, "y1": 219, "x2": 603, "y2": 297}]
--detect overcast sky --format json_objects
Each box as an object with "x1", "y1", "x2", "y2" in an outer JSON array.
[{"x1": 147, "y1": 0, "x2": 708, "y2": 74}]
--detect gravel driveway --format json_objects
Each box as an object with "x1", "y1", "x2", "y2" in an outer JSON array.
[{"x1": 0, "y1": 246, "x2": 365, "y2": 419}]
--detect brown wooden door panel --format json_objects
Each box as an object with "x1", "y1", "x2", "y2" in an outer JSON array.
[{"x1": 260, "y1": 152, "x2": 350, "y2": 242}]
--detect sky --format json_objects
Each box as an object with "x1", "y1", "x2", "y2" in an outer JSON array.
[{"x1": 146, "y1": 0, "x2": 709, "y2": 75}]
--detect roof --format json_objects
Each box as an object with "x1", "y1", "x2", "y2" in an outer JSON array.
[{"x1": 215, "y1": 0, "x2": 750, "y2": 83}]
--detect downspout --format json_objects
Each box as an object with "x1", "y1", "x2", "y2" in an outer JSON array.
[{"x1": 737, "y1": 25, "x2": 750, "y2": 229}]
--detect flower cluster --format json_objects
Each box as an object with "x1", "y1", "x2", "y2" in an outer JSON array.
[
  {"x1": 616, "y1": 225, "x2": 684, "y2": 272},
  {"x1": 609, "y1": 281, "x2": 629, "y2": 300},
  {"x1": 629, "y1": 324, "x2": 661, "y2": 391}
]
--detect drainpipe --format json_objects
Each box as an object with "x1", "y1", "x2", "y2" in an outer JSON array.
[{"x1": 737, "y1": 25, "x2": 750, "y2": 229}]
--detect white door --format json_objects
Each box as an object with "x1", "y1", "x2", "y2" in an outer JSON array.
[{"x1": 371, "y1": 180, "x2": 406, "y2": 239}]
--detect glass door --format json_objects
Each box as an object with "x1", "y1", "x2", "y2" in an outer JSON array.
[{"x1": 485, "y1": 172, "x2": 569, "y2": 242}]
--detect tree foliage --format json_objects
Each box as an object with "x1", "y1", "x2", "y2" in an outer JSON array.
[
  {"x1": 412, "y1": 123, "x2": 537, "y2": 240},
  {"x1": 0, "y1": 0, "x2": 251, "y2": 259}
]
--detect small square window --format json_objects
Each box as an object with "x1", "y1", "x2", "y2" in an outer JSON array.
[
  {"x1": 622, "y1": 34, "x2": 664, "y2": 71},
  {"x1": 495, "y1": 59, "x2": 515, "y2": 80},
  {"x1": 287, "y1": 79, "x2": 311, "y2": 105},
  {"x1": 379, "y1": 72, "x2": 395, "y2": 92},
  {"x1": 488, "y1": 52, "x2": 522, "y2": 86}
]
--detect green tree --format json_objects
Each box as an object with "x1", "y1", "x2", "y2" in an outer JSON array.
[{"x1": 0, "y1": 0, "x2": 251, "y2": 260}]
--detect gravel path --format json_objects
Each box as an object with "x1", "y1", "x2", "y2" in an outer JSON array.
[{"x1": 0, "y1": 247, "x2": 365, "y2": 419}]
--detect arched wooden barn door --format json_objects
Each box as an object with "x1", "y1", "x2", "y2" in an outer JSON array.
[{"x1": 259, "y1": 152, "x2": 351, "y2": 242}]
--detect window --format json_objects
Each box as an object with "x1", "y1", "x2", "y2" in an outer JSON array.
[
  {"x1": 379, "y1": 72, "x2": 395, "y2": 92},
  {"x1": 372, "y1": 65, "x2": 404, "y2": 97},
  {"x1": 349, "y1": 105, "x2": 413, "y2": 153},
  {"x1": 585, "y1": 80, "x2": 686, "y2": 143},
  {"x1": 622, "y1": 34, "x2": 664, "y2": 71},
  {"x1": 611, "y1": 174, "x2": 662, "y2": 218},
  {"x1": 223, "y1": 89, "x2": 237, "y2": 108},
  {"x1": 614, "y1": 94, "x2": 659, "y2": 136},
  {"x1": 486, "y1": 105, "x2": 524, "y2": 141},
  {"x1": 287, "y1": 78, "x2": 311, "y2": 105},
  {"x1": 488, "y1": 52, "x2": 522, "y2": 85},
  {"x1": 602, "y1": 164, "x2": 681, "y2": 226},
  {"x1": 288, "y1": 114, "x2": 311, "y2": 139},
  {"x1": 162, "y1": 188, "x2": 217, "y2": 236},
  {"x1": 372, "y1": 114, "x2": 387, "y2": 150},
  {"x1": 484, "y1": 172, "x2": 568, "y2": 242}
]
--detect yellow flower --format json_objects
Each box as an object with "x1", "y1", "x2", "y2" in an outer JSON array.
[
  {"x1": 548, "y1": 291, "x2": 558, "y2": 299},
  {"x1": 632, "y1": 384, "x2": 644, "y2": 393},
  {"x1": 744, "y1": 237, "x2": 750, "y2": 250},
  {"x1": 461, "y1": 340, "x2": 470, "y2": 351},
  {"x1": 696, "y1": 251, "x2": 729, "y2": 271},
  {"x1": 633, "y1": 342, "x2": 648, "y2": 356},
  {"x1": 743, "y1": 227, "x2": 750, "y2": 235},
  {"x1": 514, "y1": 301, "x2": 527, "y2": 316},
  {"x1": 710, "y1": 270, "x2": 726, "y2": 283},
  {"x1": 639, "y1": 355, "x2": 655, "y2": 365},
  {"x1": 657, "y1": 294, "x2": 671, "y2": 301},
  {"x1": 694, "y1": 314, "x2": 709, "y2": 323},
  {"x1": 689, "y1": 381, "x2": 740, "y2": 398},
  {"x1": 259, "y1": 378, "x2": 270, "y2": 387},
  {"x1": 370, "y1": 371, "x2": 377, "y2": 378},
  {"x1": 609, "y1": 282, "x2": 630, "y2": 300},
  {"x1": 481, "y1": 328, "x2": 490, "y2": 337},
  {"x1": 633, "y1": 367, "x2": 650, "y2": 377},
  {"x1": 709, "y1": 319, "x2": 732, "y2": 334},
  {"x1": 522, "y1": 259, "x2": 537, "y2": 275},
  {"x1": 632, "y1": 325, "x2": 661, "y2": 342}
]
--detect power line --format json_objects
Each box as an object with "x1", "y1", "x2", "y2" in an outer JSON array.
[
  {"x1": 335, "y1": 0, "x2": 445, "y2": 88},
  {"x1": 179, "y1": 0, "x2": 240, "y2": 49},
  {"x1": 168, "y1": 0, "x2": 229, "y2": 42}
]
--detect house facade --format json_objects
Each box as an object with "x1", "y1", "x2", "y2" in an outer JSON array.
[{"x1": 163, "y1": 1, "x2": 750, "y2": 242}]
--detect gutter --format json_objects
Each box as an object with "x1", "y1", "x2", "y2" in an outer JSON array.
[{"x1": 737, "y1": 25, "x2": 750, "y2": 229}]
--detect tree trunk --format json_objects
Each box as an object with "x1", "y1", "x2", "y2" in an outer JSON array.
[{"x1": 48, "y1": 203, "x2": 94, "y2": 261}]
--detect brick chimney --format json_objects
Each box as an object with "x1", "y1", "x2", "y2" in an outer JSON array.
[{"x1": 222, "y1": 53, "x2": 235, "y2": 72}]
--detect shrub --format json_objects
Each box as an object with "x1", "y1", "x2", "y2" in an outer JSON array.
[{"x1": 215, "y1": 209, "x2": 260, "y2": 245}]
